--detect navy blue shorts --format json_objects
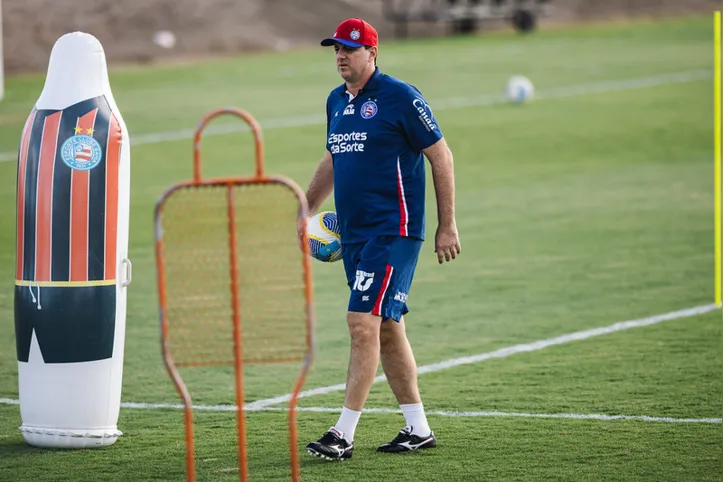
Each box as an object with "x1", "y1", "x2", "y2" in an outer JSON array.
[{"x1": 342, "y1": 236, "x2": 422, "y2": 322}]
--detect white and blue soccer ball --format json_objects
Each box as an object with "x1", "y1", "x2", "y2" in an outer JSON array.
[
  {"x1": 306, "y1": 211, "x2": 342, "y2": 262},
  {"x1": 505, "y1": 75, "x2": 535, "y2": 104}
]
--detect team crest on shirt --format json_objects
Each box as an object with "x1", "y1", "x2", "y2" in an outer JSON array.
[
  {"x1": 360, "y1": 101, "x2": 377, "y2": 119},
  {"x1": 60, "y1": 134, "x2": 103, "y2": 171},
  {"x1": 350, "y1": 29, "x2": 361, "y2": 40}
]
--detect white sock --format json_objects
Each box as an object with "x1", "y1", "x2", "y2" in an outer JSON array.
[
  {"x1": 333, "y1": 407, "x2": 361, "y2": 443},
  {"x1": 400, "y1": 403, "x2": 431, "y2": 437}
]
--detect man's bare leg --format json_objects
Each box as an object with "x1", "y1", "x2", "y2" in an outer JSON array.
[
  {"x1": 379, "y1": 317, "x2": 432, "y2": 437},
  {"x1": 331, "y1": 311, "x2": 382, "y2": 443},
  {"x1": 344, "y1": 311, "x2": 382, "y2": 409},
  {"x1": 380, "y1": 317, "x2": 420, "y2": 404}
]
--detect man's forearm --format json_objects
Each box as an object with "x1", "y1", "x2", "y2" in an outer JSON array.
[
  {"x1": 306, "y1": 151, "x2": 334, "y2": 214},
  {"x1": 427, "y1": 146, "x2": 457, "y2": 229}
]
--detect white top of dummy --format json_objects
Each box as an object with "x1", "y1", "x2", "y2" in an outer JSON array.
[{"x1": 36, "y1": 32, "x2": 112, "y2": 111}]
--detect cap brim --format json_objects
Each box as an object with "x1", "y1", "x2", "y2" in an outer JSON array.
[{"x1": 321, "y1": 38, "x2": 364, "y2": 48}]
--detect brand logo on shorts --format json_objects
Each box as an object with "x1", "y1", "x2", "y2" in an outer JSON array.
[
  {"x1": 394, "y1": 292, "x2": 408, "y2": 303},
  {"x1": 353, "y1": 270, "x2": 374, "y2": 292}
]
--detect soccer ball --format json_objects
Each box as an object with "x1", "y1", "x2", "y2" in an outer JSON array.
[
  {"x1": 505, "y1": 75, "x2": 534, "y2": 104},
  {"x1": 306, "y1": 211, "x2": 342, "y2": 262}
]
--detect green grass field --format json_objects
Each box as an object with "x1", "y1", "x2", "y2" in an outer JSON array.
[{"x1": 1, "y1": 14, "x2": 722, "y2": 481}]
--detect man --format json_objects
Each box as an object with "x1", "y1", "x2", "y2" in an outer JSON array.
[{"x1": 304, "y1": 17, "x2": 460, "y2": 461}]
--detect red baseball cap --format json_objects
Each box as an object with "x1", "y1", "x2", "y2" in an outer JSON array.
[{"x1": 321, "y1": 18, "x2": 378, "y2": 48}]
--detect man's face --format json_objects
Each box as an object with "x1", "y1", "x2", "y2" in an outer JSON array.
[{"x1": 334, "y1": 43, "x2": 374, "y2": 82}]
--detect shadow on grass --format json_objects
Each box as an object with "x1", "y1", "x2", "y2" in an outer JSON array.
[{"x1": 0, "y1": 437, "x2": 118, "y2": 459}]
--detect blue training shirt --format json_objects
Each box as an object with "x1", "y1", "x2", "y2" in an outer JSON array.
[{"x1": 326, "y1": 67, "x2": 443, "y2": 245}]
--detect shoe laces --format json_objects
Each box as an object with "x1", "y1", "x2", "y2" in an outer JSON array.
[
  {"x1": 319, "y1": 428, "x2": 344, "y2": 445},
  {"x1": 390, "y1": 426, "x2": 413, "y2": 443}
]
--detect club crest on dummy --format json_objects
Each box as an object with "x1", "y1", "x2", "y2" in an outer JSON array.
[{"x1": 60, "y1": 133, "x2": 103, "y2": 170}]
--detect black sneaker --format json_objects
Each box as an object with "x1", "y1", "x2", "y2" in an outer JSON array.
[
  {"x1": 376, "y1": 426, "x2": 436, "y2": 453},
  {"x1": 306, "y1": 427, "x2": 353, "y2": 461}
]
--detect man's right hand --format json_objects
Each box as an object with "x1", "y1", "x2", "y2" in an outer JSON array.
[
  {"x1": 301, "y1": 150, "x2": 334, "y2": 252},
  {"x1": 298, "y1": 211, "x2": 309, "y2": 252}
]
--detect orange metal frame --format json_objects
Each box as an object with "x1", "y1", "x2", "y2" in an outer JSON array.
[{"x1": 154, "y1": 108, "x2": 315, "y2": 482}]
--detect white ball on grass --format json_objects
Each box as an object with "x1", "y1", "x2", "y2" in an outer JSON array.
[{"x1": 505, "y1": 75, "x2": 535, "y2": 104}]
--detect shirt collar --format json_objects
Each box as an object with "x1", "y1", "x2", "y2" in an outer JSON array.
[
  {"x1": 363, "y1": 67, "x2": 382, "y2": 92},
  {"x1": 339, "y1": 67, "x2": 382, "y2": 99}
]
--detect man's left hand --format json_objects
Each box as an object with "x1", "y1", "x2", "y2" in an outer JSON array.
[{"x1": 435, "y1": 225, "x2": 461, "y2": 264}]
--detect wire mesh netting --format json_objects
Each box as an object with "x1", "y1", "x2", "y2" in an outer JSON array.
[{"x1": 158, "y1": 181, "x2": 310, "y2": 367}]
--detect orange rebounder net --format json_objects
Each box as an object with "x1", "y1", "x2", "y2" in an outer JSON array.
[{"x1": 154, "y1": 108, "x2": 315, "y2": 482}]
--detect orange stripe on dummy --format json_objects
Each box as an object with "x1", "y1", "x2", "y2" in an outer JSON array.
[
  {"x1": 69, "y1": 108, "x2": 98, "y2": 282},
  {"x1": 35, "y1": 111, "x2": 63, "y2": 281}
]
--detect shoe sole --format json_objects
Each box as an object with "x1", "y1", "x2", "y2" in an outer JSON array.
[
  {"x1": 306, "y1": 447, "x2": 351, "y2": 461},
  {"x1": 377, "y1": 439, "x2": 437, "y2": 453}
]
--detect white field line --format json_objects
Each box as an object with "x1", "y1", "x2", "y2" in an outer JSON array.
[
  {"x1": 247, "y1": 304, "x2": 720, "y2": 409},
  {"x1": 0, "y1": 303, "x2": 719, "y2": 421},
  {"x1": 0, "y1": 398, "x2": 719, "y2": 424},
  {"x1": 0, "y1": 69, "x2": 711, "y2": 163},
  {"x1": 287, "y1": 407, "x2": 722, "y2": 424}
]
